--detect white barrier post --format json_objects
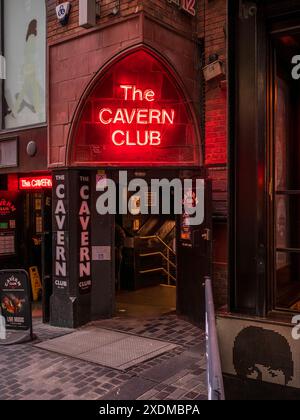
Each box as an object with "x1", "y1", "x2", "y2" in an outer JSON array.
[{"x1": 0, "y1": 309, "x2": 6, "y2": 340}]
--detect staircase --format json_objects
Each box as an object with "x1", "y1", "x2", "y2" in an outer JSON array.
[{"x1": 135, "y1": 220, "x2": 177, "y2": 287}]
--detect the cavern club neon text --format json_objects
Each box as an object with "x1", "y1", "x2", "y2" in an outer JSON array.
[
  {"x1": 19, "y1": 176, "x2": 53, "y2": 190},
  {"x1": 98, "y1": 85, "x2": 175, "y2": 147}
]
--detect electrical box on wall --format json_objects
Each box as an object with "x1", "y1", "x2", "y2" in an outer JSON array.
[
  {"x1": 79, "y1": 0, "x2": 96, "y2": 28},
  {"x1": 203, "y1": 60, "x2": 225, "y2": 82}
]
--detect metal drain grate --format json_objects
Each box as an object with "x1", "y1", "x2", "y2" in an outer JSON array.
[{"x1": 35, "y1": 327, "x2": 177, "y2": 370}]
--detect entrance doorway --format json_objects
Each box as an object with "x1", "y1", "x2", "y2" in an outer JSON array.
[
  {"x1": 22, "y1": 189, "x2": 52, "y2": 321},
  {"x1": 50, "y1": 167, "x2": 211, "y2": 328},
  {"x1": 94, "y1": 168, "x2": 212, "y2": 324},
  {"x1": 0, "y1": 174, "x2": 53, "y2": 322},
  {"x1": 112, "y1": 170, "x2": 177, "y2": 318}
]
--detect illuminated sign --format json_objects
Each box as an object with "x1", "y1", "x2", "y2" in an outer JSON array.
[
  {"x1": 99, "y1": 85, "x2": 175, "y2": 147},
  {"x1": 0, "y1": 199, "x2": 16, "y2": 216},
  {"x1": 19, "y1": 176, "x2": 53, "y2": 190},
  {"x1": 167, "y1": 0, "x2": 196, "y2": 16},
  {"x1": 72, "y1": 50, "x2": 199, "y2": 167}
]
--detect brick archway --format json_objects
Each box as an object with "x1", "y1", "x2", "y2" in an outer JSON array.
[{"x1": 67, "y1": 46, "x2": 202, "y2": 167}]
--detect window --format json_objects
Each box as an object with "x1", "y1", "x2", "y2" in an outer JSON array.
[
  {"x1": 0, "y1": 175, "x2": 7, "y2": 190},
  {"x1": 3, "y1": 0, "x2": 46, "y2": 129},
  {"x1": 272, "y1": 31, "x2": 300, "y2": 312},
  {"x1": 0, "y1": 138, "x2": 18, "y2": 167}
]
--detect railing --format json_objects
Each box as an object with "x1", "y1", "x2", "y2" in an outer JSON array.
[
  {"x1": 205, "y1": 276, "x2": 225, "y2": 401},
  {"x1": 138, "y1": 235, "x2": 176, "y2": 285}
]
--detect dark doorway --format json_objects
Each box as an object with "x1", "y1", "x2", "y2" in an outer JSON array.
[
  {"x1": 113, "y1": 170, "x2": 177, "y2": 318},
  {"x1": 22, "y1": 189, "x2": 52, "y2": 322},
  {"x1": 105, "y1": 169, "x2": 212, "y2": 325}
]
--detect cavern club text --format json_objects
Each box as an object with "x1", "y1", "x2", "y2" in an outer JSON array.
[{"x1": 98, "y1": 84, "x2": 175, "y2": 147}]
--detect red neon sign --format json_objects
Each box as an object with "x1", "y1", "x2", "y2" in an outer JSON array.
[
  {"x1": 0, "y1": 199, "x2": 16, "y2": 216},
  {"x1": 71, "y1": 50, "x2": 199, "y2": 166},
  {"x1": 19, "y1": 176, "x2": 53, "y2": 190},
  {"x1": 99, "y1": 85, "x2": 176, "y2": 147}
]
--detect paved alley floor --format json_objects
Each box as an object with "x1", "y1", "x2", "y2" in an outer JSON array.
[{"x1": 0, "y1": 314, "x2": 207, "y2": 400}]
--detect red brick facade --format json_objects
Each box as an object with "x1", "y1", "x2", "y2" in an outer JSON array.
[
  {"x1": 47, "y1": 0, "x2": 204, "y2": 167},
  {"x1": 202, "y1": 0, "x2": 228, "y2": 307},
  {"x1": 47, "y1": 0, "x2": 228, "y2": 307},
  {"x1": 47, "y1": 0, "x2": 228, "y2": 167}
]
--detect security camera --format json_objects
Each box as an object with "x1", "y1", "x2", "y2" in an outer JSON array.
[{"x1": 248, "y1": 5, "x2": 257, "y2": 16}]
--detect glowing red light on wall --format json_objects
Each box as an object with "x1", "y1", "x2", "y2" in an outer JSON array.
[
  {"x1": 71, "y1": 50, "x2": 200, "y2": 167},
  {"x1": 19, "y1": 176, "x2": 53, "y2": 190},
  {"x1": 98, "y1": 84, "x2": 175, "y2": 147}
]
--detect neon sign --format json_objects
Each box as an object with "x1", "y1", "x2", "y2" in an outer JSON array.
[
  {"x1": 0, "y1": 199, "x2": 16, "y2": 216},
  {"x1": 167, "y1": 0, "x2": 196, "y2": 16},
  {"x1": 72, "y1": 50, "x2": 199, "y2": 166},
  {"x1": 99, "y1": 85, "x2": 175, "y2": 147},
  {"x1": 19, "y1": 176, "x2": 53, "y2": 190}
]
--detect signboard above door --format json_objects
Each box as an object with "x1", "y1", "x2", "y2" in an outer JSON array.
[
  {"x1": 19, "y1": 176, "x2": 53, "y2": 191},
  {"x1": 71, "y1": 49, "x2": 201, "y2": 167}
]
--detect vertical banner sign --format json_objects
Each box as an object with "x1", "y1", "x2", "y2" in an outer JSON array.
[
  {"x1": 53, "y1": 174, "x2": 69, "y2": 292},
  {"x1": 78, "y1": 174, "x2": 92, "y2": 294},
  {"x1": 0, "y1": 270, "x2": 32, "y2": 331}
]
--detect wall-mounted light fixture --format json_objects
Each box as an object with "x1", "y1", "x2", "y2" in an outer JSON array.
[
  {"x1": 79, "y1": 0, "x2": 97, "y2": 28},
  {"x1": 26, "y1": 141, "x2": 37, "y2": 157},
  {"x1": 203, "y1": 54, "x2": 225, "y2": 82}
]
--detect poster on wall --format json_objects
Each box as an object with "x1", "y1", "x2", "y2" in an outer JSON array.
[
  {"x1": 4, "y1": 0, "x2": 46, "y2": 129},
  {"x1": 0, "y1": 197, "x2": 17, "y2": 256},
  {"x1": 217, "y1": 317, "x2": 299, "y2": 391}
]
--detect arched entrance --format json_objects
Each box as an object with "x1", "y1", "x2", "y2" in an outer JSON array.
[
  {"x1": 50, "y1": 47, "x2": 211, "y2": 328},
  {"x1": 67, "y1": 47, "x2": 202, "y2": 167}
]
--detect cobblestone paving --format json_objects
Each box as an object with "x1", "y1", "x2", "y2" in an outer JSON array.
[{"x1": 0, "y1": 315, "x2": 207, "y2": 400}]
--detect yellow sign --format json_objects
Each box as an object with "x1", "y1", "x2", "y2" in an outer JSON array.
[{"x1": 29, "y1": 266, "x2": 42, "y2": 302}]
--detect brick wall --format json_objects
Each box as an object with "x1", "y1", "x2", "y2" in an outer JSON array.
[
  {"x1": 202, "y1": 0, "x2": 228, "y2": 308},
  {"x1": 47, "y1": 0, "x2": 229, "y2": 307},
  {"x1": 47, "y1": 1, "x2": 202, "y2": 167},
  {"x1": 203, "y1": 0, "x2": 227, "y2": 166},
  {"x1": 47, "y1": 0, "x2": 227, "y2": 163},
  {"x1": 47, "y1": 1, "x2": 199, "y2": 45},
  {"x1": 47, "y1": 1, "x2": 141, "y2": 44}
]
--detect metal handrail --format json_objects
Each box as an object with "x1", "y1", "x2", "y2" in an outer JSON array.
[
  {"x1": 139, "y1": 235, "x2": 176, "y2": 256},
  {"x1": 138, "y1": 235, "x2": 176, "y2": 284},
  {"x1": 140, "y1": 251, "x2": 176, "y2": 269},
  {"x1": 205, "y1": 276, "x2": 225, "y2": 401},
  {"x1": 139, "y1": 267, "x2": 176, "y2": 283}
]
